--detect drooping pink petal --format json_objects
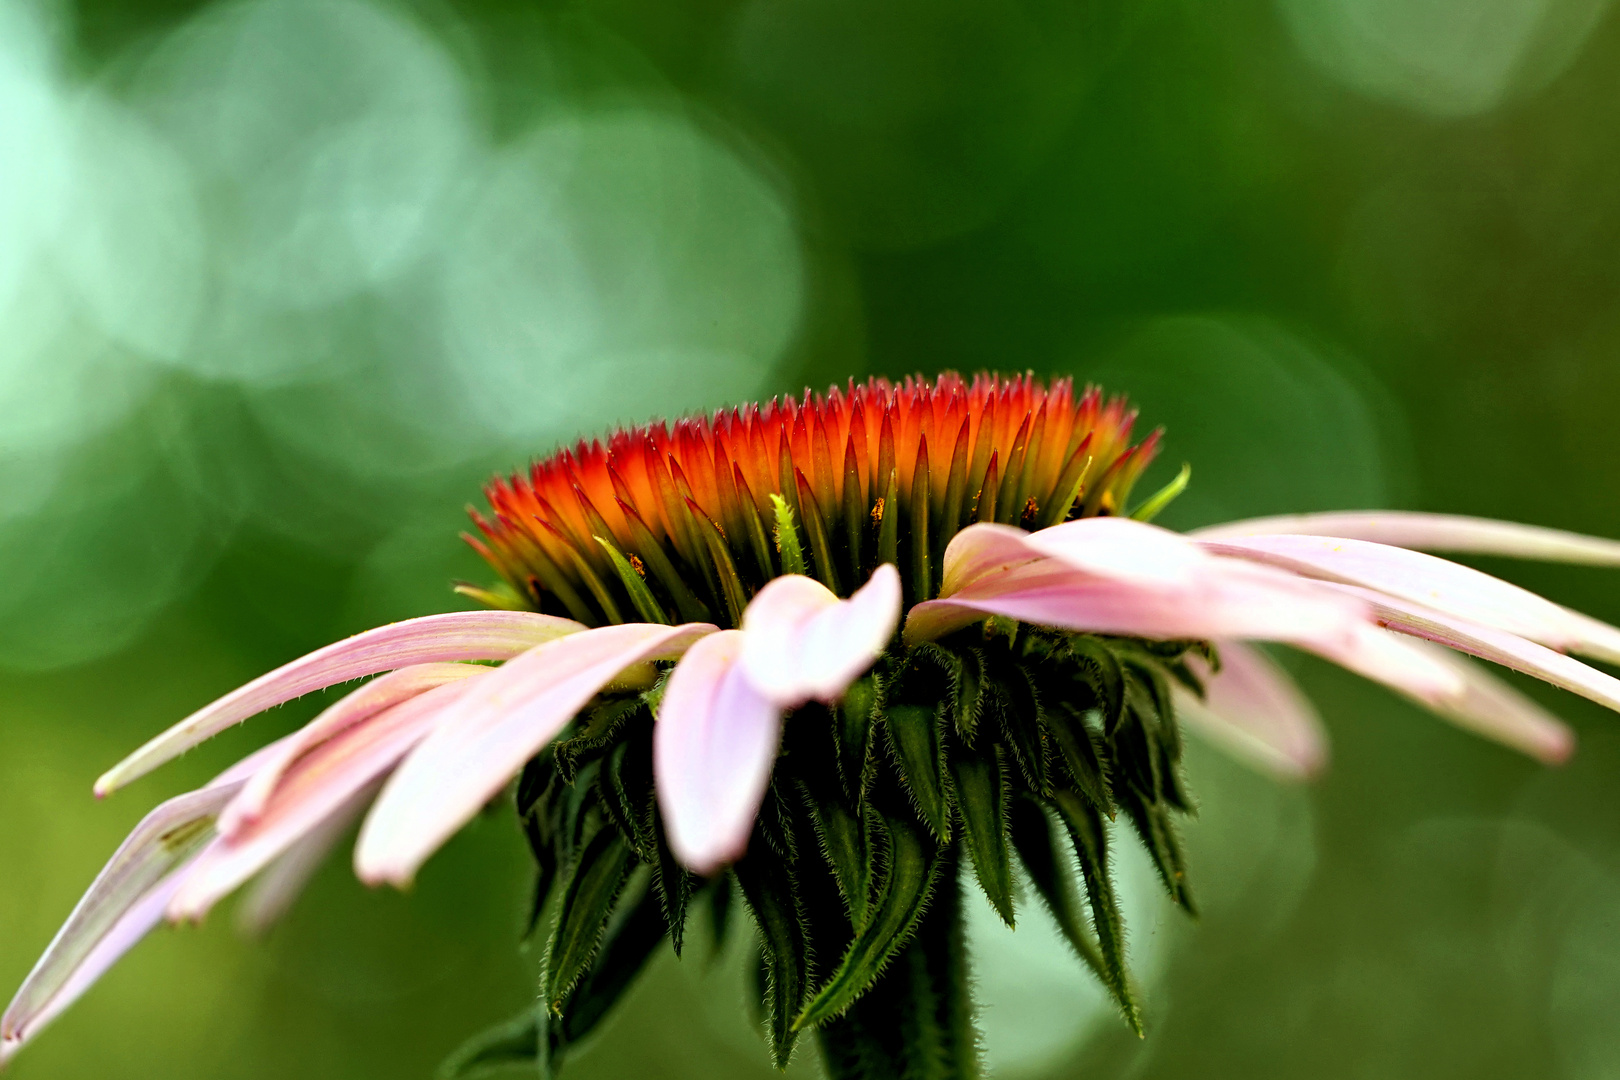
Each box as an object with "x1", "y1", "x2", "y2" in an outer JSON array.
[
  {"x1": 234, "y1": 781, "x2": 377, "y2": 937},
  {"x1": 220, "y1": 663, "x2": 484, "y2": 837},
  {"x1": 1192, "y1": 511, "x2": 1620, "y2": 565},
  {"x1": 1201, "y1": 534, "x2": 1620, "y2": 664},
  {"x1": 1174, "y1": 644, "x2": 1329, "y2": 780},
  {"x1": 168, "y1": 677, "x2": 484, "y2": 922},
  {"x1": 740, "y1": 565, "x2": 902, "y2": 708},
  {"x1": 95, "y1": 611, "x2": 585, "y2": 798},
  {"x1": 655, "y1": 630, "x2": 782, "y2": 875},
  {"x1": 1340, "y1": 584, "x2": 1620, "y2": 716},
  {"x1": 0, "y1": 859, "x2": 201, "y2": 1067},
  {"x1": 1378, "y1": 638, "x2": 1574, "y2": 764},
  {"x1": 1, "y1": 788, "x2": 235, "y2": 1056},
  {"x1": 354, "y1": 622, "x2": 716, "y2": 887},
  {"x1": 905, "y1": 555, "x2": 1373, "y2": 649}
]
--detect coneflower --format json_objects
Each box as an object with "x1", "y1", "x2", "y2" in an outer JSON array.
[{"x1": 9, "y1": 372, "x2": 1620, "y2": 1078}]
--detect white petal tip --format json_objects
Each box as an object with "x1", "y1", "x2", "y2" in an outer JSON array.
[
  {"x1": 92, "y1": 775, "x2": 115, "y2": 799},
  {"x1": 1535, "y1": 728, "x2": 1577, "y2": 766},
  {"x1": 1, "y1": 1035, "x2": 22, "y2": 1069}
]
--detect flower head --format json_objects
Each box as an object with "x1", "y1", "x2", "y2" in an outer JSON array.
[{"x1": 10, "y1": 372, "x2": 1620, "y2": 1077}]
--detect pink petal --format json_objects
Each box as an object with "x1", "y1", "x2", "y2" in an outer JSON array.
[
  {"x1": 0, "y1": 862, "x2": 199, "y2": 1067},
  {"x1": 1023, "y1": 516, "x2": 1211, "y2": 587},
  {"x1": 234, "y1": 781, "x2": 376, "y2": 937},
  {"x1": 655, "y1": 630, "x2": 782, "y2": 875},
  {"x1": 354, "y1": 622, "x2": 716, "y2": 887},
  {"x1": 219, "y1": 663, "x2": 484, "y2": 838},
  {"x1": 740, "y1": 566, "x2": 902, "y2": 708},
  {"x1": 1379, "y1": 638, "x2": 1575, "y2": 764},
  {"x1": 95, "y1": 611, "x2": 585, "y2": 797},
  {"x1": 1201, "y1": 534, "x2": 1620, "y2": 663},
  {"x1": 938, "y1": 523, "x2": 1046, "y2": 597},
  {"x1": 168, "y1": 677, "x2": 483, "y2": 921},
  {"x1": 1341, "y1": 585, "x2": 1620, "y2": 716},
  {"x1": 2, "y1": 788, "x2": 235, "y2": 1056},
  {"x1": 1192, "y1": 511, "x2": 1620, "y2": 565},
  {"x1": 1175, "y1": 644, "x2": 1329, "y2": 780},
  {"x1": 904, "y1": 556, "x2": 1372, "y2": 649}
]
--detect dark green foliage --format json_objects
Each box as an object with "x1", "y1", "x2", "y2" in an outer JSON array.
[
  {"x1": 795, "y1": 809, "x2": 946, "y2": 1029},
  {"x1": 736, "y1": 845, "x2": 813, "y2": 1067},
  {"x1": 544, "y1": 827, "x2": 637, "y2": 1009},
  {"x1": 951, "y1": 747, "x2": 1013, "y2": 926},
  {"x1": 816, "y1": 862, "x2": 981, "y2": 1080},
  {"x1": 485, "y1": 625, "x2": 1207, "y2": 1078},
  {"x1": 884, "y1": 704, "x2": 952, "y2": 841}
]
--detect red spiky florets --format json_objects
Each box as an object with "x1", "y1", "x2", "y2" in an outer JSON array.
[{"x1": 467, "y1": 372, "x2": 1158, "y2": 628}]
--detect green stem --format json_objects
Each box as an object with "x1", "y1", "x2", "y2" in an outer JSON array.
[{"x1": 816, "y1": 861, "x2": 980, "y2": 1080}]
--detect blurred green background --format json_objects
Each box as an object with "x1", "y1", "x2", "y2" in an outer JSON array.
[{"x1": 6, "y1": 0, "x2": 1620, "y2": 1076}]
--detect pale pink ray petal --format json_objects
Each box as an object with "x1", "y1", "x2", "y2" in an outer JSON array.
[
  {"x1": 1174, "y1": 644, "x2": 1329, "y2": 780},
  {"x1": 234, "y1": 780, "x2": 378, "y2": 937},
  {"x1": 355, "y1": 622, "x2": 716, "y2": 887},
  {"x1": 1340, "y1": 584, "x2": 1620, "y2": 715},
  {"x1": 220, "y1": 663, "x2": 484, "y2": 837},
  {"x1": 656, "y1": 630, "x2": 782, "y2": 875},
  {"x1": 1378, "y1": 638, "x2": 1574, "y2": 764},
  {"x1": 1, "y1": 788, "x2": 236, "y2": 1054},
  {"x1": 1192, "y1": 511, "x2": 1620, "y2": 565},
  {"x1": 96, "y1": 611, "x2": 585, "y2": 798},
  {"x1": 740, "y1": 565, "x2": 902, "y2": 708},
  {"x1": 1297, "y1": 622, "x2": 1466, "y2": 706},
  {"x1": 1023, "y1": 516, "x2": 1211, "y2": 587},
  {"x1": 938, "y1": 523, "x2": 1046, "y2": 597},
  {"x1": 1202, "y1": 534, "x2": 1620, "y2": 664},
  {"x1": 168, "y1": 676, "x2": 483, "y2": 922},
  {"x1": 0, "y1": 851, "x2": 205, "y2": 1067},
  {"x1": 904, "y1": 556, "x2": 1372, "y2": 649}
]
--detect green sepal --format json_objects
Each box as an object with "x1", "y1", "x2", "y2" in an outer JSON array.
[
  {"x1": 1118, "y1": 786, "x2": 1196, "y2": 915},
  {"x1": 1065, "y1": 635, "x2": 1126, "y2": 734},
  {"x1": 544, "y1": 827, "x2": 639, "y2": 1010},
  {"x1": 951, "y1": 746, "x2": 1014, "y2": 927},
  {"x1": 793, "y1": 811, "x2": 945, "y2": 1030},
  {"x1": 556, "y1": 874, "x2": 669, "y2": 1047},
  {"x1": 771, "y1": 494, "x2": 808, "y2": 578},
  {"x1": 906, "y1": 643, "x2": 984, "y2": 742},
  {"x1": 836, "y1": 677, "x2": 881, "y2": 805},
  {"x1": 554, "y1": 697, "x2": 644, "y2": 784},
  {"x1": 597, "y1": 732, "x2": 658, "y2": 862},
  {"x1": 992, "y1": 664, "x2": 1049, "y2": 795},
  {"x1": 796, "y1": 772, "x2": 874, "y2": 927},
  {"x1": 1005, "y1": 797, "x2": 1110, "y2": 992},
  {"x1": 883, "y1": 704, "x2": 952, "y2": 842},
  {"x1": 438, "y1": 1006, "x2": 549, "y2": 1080},
  {"x1": 1047, "y1": 703, "x2": 1113, "y2": 817},
  {"x1": 705, "y1": 874, "x2": 734, "y2": 957},
  {"x1": 735, "y1": 852, "x2": 812, "y2": 1067},
  {"x1": 594, "y1": 535, "x2": 670, "y2": 624},
  {"x1": 651, "y1": 804, "x2": 693, "y2": 956},
  {"x1": 1048, "y1": 789, "x2": 1141, "y2": 1035}
]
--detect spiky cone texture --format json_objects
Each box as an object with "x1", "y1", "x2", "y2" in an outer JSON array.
[
  {"x1": 466, "y1": 372, "x2": 1157, "y2": 626},
  {"x1": 16, "y1": 371, "x2": 1620, "y2": 1080}
]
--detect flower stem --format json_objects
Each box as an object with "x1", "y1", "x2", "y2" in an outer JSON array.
[{"x1": 815, "y1": 857, "x2": 981, "y2": 1080}]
